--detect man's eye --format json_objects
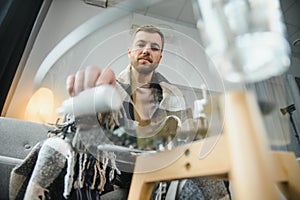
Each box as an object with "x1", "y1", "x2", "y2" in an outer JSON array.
[
  {"x1": 137, "y1": 43, "x2": 145, "y2": 48},
  {"x1": 151, "y1": 46, "x2": 160, "y2": 51}
]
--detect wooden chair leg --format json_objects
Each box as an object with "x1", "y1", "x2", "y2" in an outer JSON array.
[
  {"x1": 128, "y1": 174, "x2": 155, "y2": 200},
  {"x1": 128, "y1": 135, "x2": 230, "y2": 200},
  {"x1": 222, "y1": 91, "x2": 279, "y2": 200},
  {"x1": 273, "y1": 152, "x2": 300, "y2": 199}
]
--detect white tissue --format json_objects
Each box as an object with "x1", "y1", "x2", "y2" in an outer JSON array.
[{"x1": 56, "y1": 85, "x2": 122, "y2": 116}]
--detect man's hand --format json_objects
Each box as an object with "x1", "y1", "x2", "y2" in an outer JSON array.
[{"x1": 66, "y1": 66, "x2": 116, "y2": 96}]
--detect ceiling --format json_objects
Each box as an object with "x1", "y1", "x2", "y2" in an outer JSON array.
[
  {"x1": 105, "y1": 0, "x2": 300, "y2": 75},
  {"x1": 147, "y1": 0, "x2": 300, "y2": 57}
]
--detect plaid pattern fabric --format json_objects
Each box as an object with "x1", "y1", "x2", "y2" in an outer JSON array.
[{"x1": 9, "y1": 67, "x2": 189, "y2": 199}]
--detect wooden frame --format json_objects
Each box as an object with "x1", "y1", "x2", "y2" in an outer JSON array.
[{"x1": 128, "y1": 91, "x2": 300, "y2": 200}]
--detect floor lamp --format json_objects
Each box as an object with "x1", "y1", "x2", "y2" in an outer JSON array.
[{"x1": 280, "y1": 104, "x2": 300, "y2": 146}]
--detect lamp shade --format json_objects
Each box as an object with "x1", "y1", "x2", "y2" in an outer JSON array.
[{"x1": 25, "y1": 87, "x2": 56, "y2": 123}]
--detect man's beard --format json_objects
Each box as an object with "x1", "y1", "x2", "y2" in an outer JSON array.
[{"x1": 133, "y1": 62, "x2": 158, "y2": 75}]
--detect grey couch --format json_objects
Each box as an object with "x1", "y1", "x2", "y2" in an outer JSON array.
[{"x1": 0, "y1": 117, "x2": 49, "y2": 200}]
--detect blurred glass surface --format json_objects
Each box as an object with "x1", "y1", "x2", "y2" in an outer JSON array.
[{"x1": 195, "y1": 0, "x2": 291, "y2": 83}]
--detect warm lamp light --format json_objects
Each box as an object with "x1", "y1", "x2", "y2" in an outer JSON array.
[{"x1": 25, "y1": 87, "x2": 56, "y2": 123}]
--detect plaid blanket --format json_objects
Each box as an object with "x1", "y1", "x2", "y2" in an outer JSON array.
[
  {"x1": 9, "y1": 120, "x2": 127, "y2": 200},
  {"x1": 10, "y1": 142, "x2": 43, "y2": 199}
]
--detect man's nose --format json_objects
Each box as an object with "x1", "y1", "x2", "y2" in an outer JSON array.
[{"x1": 142, "y1": 44, "x2": 151, "y2": 53}]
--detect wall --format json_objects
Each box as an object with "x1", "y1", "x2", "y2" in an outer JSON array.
[
  {"x1": 5, "y1": 0, "x2": 227, "y2": 123},
  {"x1": 6, "y1": 0, "x2": 105, "y2": 122}
]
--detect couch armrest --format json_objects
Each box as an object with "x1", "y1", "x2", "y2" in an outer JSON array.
[{"x1": 0, "y1": 117, "x2": 50, "y2": 199}]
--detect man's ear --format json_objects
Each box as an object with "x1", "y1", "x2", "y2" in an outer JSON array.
[{"x1": 127, "y1": 48, "x2": 131, "y2": 58}]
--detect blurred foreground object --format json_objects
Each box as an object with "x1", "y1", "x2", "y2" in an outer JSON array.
[{"x1": 195, "y1": 0, "x2": 291, "y2": 83}]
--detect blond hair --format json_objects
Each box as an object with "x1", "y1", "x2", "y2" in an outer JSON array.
[{"x1": 131, "y1": 25, "x2": 165, "y2": 51}]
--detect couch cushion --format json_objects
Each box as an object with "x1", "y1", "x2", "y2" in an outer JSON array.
[{"x1": 0, "y1": 117, "x2": 49, "y2": 160}]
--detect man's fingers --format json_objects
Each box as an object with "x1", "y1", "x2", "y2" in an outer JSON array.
[
  {"x1": 74, "y1": 70, "x2": 85, "y2": 96},
  {"x1": 84, "y1": 66, "x2": 101, "y2": 89},
  {"x1": 66, "y1": 67, "x2": 116, "y2": 97},
  {"x1": 66, "y1": 75, "x2": 75, "y2": 96},
  {"x1": 96, "y1": 68, "x2": 116, "y2": 86}
]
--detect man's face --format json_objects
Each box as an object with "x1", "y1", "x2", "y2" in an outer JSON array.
[{"x1": 128, "y1": 31, "x2": 163, "y2": 75}]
